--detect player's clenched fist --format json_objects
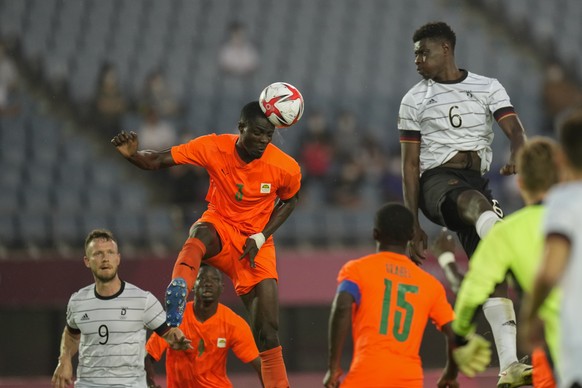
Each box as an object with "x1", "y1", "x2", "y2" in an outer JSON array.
[{"x1": 111, "y1": 130, "x2": 139, "y2": 158}]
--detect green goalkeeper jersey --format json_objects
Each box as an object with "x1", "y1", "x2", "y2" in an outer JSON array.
[{"x1": 452, "y1": 204, "x2": 561, "y2": 363}]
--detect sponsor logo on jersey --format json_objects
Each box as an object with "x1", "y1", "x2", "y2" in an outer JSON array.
[
  {"x1": 427, "y1": 98, "x2": 437, "y2": 105},
  {"x1": 81, "y1": 313, "x2": 90, "y2": 321},
  {"x1": 260, "y1": 183, "x2": 271, "y2": 194}
]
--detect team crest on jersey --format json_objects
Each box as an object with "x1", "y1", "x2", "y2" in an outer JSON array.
[
  {"x1": 260, "y1": 183, "x2": 271, "y2": 194},
  {"x1": 464, "y1": 90, "x2": 474, "y2": 98},
  {"x1": 217, "y1": 338, "x2": 227, "y2": 348},
  {"x1": 120, "y1": 307, "x2": 127, "y2": 319}
]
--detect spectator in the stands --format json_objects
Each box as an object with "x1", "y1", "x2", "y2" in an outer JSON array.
[
  {"x1": 94, "y1": 63, "x2": 128, "y2": 136},
  {"x1": 218, "y1": 22, "x2": 259, "y2": 77},
  {"x1": 139, "y1": 70, "x2": 181, "y2": 119}
]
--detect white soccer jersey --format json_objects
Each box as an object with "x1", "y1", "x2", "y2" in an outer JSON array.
[
  {"x1": 66, "y1": 281, "x2": 166, "y2": 388},
  {"x1": 398, "y1": 71, "x2": 515, "y2": 175},
  {"x1": 544, "y1": 182, "x2": 582, "y2": 388}
]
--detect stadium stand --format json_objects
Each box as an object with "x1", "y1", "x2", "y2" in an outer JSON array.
[{"x1": 0, "y1": 0, "x2": 579, "y2": 259}]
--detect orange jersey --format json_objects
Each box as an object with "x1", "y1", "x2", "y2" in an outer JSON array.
[
  {"x1": 171, "y1": 134, "x2": 301, "y2": 234},
  {"x1": 146, "y1": 302, "x2": 258, "y2": 388},
  {"x1": 338, "y1": 252, "x2": 454, "y2": 387}
]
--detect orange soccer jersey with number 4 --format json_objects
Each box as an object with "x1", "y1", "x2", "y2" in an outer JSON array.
[
  {"x1": 338, "y1": 252, "x2": 454, "y2": 388},
  {"x1": 171, "y1": 134, "x2": 301, "y2": 235},
  {"x1": 146, "y1": 302, "x2": 259, "y2": 388}
]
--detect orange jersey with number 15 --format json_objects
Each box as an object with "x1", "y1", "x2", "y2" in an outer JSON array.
[
  {"x1": 338, "y1": 251, "x2": 454, "y2": 388},
  {"x1": 171, "y1": 134, "x2": 301, "y2": 235}
]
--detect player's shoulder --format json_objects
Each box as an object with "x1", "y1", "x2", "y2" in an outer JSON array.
[
  {"x1": 496, "y1": 205, "x2": 543, "y2": 230},
  {"x1": 121, "y1": 281, "x2": 154, "y2": 299},
  {"x1": 70, "y1": 284, "x2": 95, "y2": 301},
  {"x1": 402, "y1": 80, "x2": 428, "y2": 102},
  {"x1": 465, "y1": 71, "x2": 503, "y2": 88},
  {"x1": 200, "y1": 133, "x2": 236, "y2": 149},
  {"x1": 263, "y1": 143, "x2": 301, "y2": 173},
  {"x1": 217, "y1": 303, "x2": 249, "y2": 324},
  {"x1": 546, "y1": 182, "x2": 582, "y2": 212}
]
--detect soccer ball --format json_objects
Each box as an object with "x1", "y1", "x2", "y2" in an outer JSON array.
[{"x1": 259, "y1": 82, "x2": 304, "y2": 128}]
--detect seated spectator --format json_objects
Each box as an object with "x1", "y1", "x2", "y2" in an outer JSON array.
[
  {"x1": 298, "y1": 111, "x2": 334, "y2": 184},
  {"x1": 138, "y1": 106, "x2": 178, "y2": 151},
  {"x1": 542, "y1": 62, "x2": 582, "y2": 134},
  {"x1": 218, "y1": 22, "x2": 259, "y2": 77},
  {"x1": 0, "y1": 41, "x2": 20, "y2": 117},
  {"x1": 139, "y1": 69, "x2": 181, "y2": 119},
  {"x1": 94, "y1": 63, "x2": 128, "y2": 135}
]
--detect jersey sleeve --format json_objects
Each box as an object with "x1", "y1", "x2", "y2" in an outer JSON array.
[
  {"x1": 143, "y1": 292, "x2": 168, "y2": 331},
  {"x1": 453, "y1": 225, "x2": 511, "y2": 336},
  {"x1": 487, "y1": 78, "x2": 514, "y2": 118},
  {"x1": 276, "y1": 169, "x2": 301, "y2": 201},
  {"x1": 398, "y1": 91, "x2": 421, "y2": 143},
  {"x1": 544, "y1": 189, "x2": 576, "y2": 240},
  {"x1": 170, "y1": 135, "x2": 214, "y2": 167},
  {"x1": 65, "y1": 293, "x2": 78, "y2": 330},
  {"x1": 229, "y1": 313, "x2": 260, "y2": 363},
  {"x1": 428, "y1": 279, "x2": 455, "y2": 330},
  {"x1": 146, "y1": 333, "x2": 168, "y2": 361}
]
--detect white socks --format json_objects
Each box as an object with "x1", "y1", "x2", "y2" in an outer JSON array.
[
  {"x1": 475, "y1": 210, "x2": 501, "y2": 238},
  {"x1": 483, "y1": 297, "x2": 518, "y2": 372}
]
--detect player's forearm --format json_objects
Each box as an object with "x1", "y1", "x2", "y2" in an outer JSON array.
[
  {"x1": 261, "y1": 195, "x2": 298, "y2": 239},
  {"x1": 124, "y1": 150, "x2": 168, "y2": 170},
  {"x1": 441, "y1": 323, "x2": 460, "y2": 377},
  {"x1": 500, "y1": 115, "x2": 527, "y2": 155},
  {"x1": 402, "y1": 166, "x2": 421, "y2": 223},
  {"x1": 327, "y1": 294, "x2": 351, "y2": 369},
  {"x1": 58, "y1": 327, "x2": 80, "y2": 362}
]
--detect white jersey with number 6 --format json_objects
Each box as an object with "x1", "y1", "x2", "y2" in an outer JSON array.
[
  {"x1": 66, "y1": 281, "x2": 166, "y2": 387},
  {"x1": 398, "y1": 71, "x2": 514, "y2": 175}
]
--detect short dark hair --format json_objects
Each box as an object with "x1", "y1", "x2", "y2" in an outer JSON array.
[
  {"x1": 558, "y1": 110, "x2": 582, "y2": 170},
  {"x1": 374, "y1": 203, "x2": 414, "y2": 245},
  {"x1": 516, "y1": 137, "x2": 559, "y2": 195},
  {"x1": 239, "y1": 101, "x2": 271, "y2": 127},
  {"x1": 84, "y1": 229, "x2": 116, "y2": 253},
  {"x1": 413, "y1": 22, "x2": 456, "y2": 50},
  {"x1": 199, "y1": 263, "x2": 222, "y2": 280}
]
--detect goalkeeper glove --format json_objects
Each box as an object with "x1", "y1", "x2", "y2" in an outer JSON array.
[{"x1": 452, "y1": 334, "x2": 492, "y2": 377}]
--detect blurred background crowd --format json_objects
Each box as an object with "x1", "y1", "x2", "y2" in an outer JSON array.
[
  {"x1": 1, "y1": 0, "x2": 582, "y2": 258},
  {"x1": 0, "y1": 0, "x2": 581, "y2": 382}
]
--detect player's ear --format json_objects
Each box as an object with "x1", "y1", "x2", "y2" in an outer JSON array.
[
  {"x1": 237, "y1": 120, "x2": 245, "y2": 134},
  {"x1": 83, "y1": 255, "x2": 90, "y2": 268},
  {"x1": 373, "y1": 228, "x2": 380, "y2": 241}
]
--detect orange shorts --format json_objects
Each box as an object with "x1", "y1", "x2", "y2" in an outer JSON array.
[
  {"x1": 198, "y1": 210, "x2": 278, "y2": 295},
  {"x1": 532, "y1": 347, "x2": 556, "y2": 388}
]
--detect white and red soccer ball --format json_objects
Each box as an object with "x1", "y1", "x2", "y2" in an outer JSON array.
[{"x1": 259, "y1": 82, "x2": 304, "y2": 128}]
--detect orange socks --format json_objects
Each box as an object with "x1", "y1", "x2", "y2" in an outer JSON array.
[
  {"x1": 171, "y1": 237, "x2": 206, "y2": 291},
  {"x1": 259, "y1": 346, "x2": 289, "y2": 388}
]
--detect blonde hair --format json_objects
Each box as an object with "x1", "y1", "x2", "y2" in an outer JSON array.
[{"x1": 516, "y1": 137, "x2": 559, "y2": 195}]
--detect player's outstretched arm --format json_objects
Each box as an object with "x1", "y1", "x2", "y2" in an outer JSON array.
[
  {"x1": 51, "y1": 326, "x2": 80, "y2": 388},
  {"x1": 401, "y1": 141, "x2": 427, "y2": 264},
  {"x1": 110, "y1": 130, "x2": 176, "y2": 170},
  {"x1": 497, "y1": 115, "x2": 526, "y2": 176}
]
